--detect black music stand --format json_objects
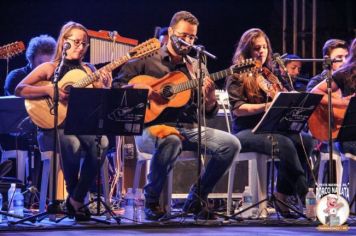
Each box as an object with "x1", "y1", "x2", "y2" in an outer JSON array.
[
  {"x1": 335, "y1": 97, "x2": 356, "y2": 214},
  {"x1": 62, "y1": 87, "x2": 147, "y2": 224},
  {"x1": 0, "y1": 96, "x2": 35, "y2": 222},
  {"x1": 230, "y1": 92, "x2": 322, "y2": 221}
]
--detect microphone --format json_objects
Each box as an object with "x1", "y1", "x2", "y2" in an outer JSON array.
[
  {"x1": 171, "y1": 35, "x2": 216, "y2": 59},
  {"x1": 332, "y1": 58, "x2": 343, "y2": 63},
  {"x1": 63, "y1": 42, "x2": 71, "y2": 51},
  {"x1": 109, "y1": 30, "x2": 118, "y2": 39},
  {"x1": 273, "y1": 53, "x2": 288, "y2": 73},
  {"x1": 176, "y1": 37, "x2": 192, "y2": 48},
  {"x1": 170, "y1": 35, "x2": 191, "y2": 55},
  {"x1": 62, "y1": 42, "x2": 71, "y2": 58}
]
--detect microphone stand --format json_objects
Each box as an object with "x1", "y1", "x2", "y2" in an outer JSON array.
[
  {"x1": 179, "y1": 40, "x2": 218, "y2": 219},
  {"x1": 10, "y1": 50, "x2": 67, "y2": 225},
  {"x1": 323, "y1": 57, "x2": 334, "y2": 184},
  {"x1": 274, "y1": 53, "x2": 294, "y2": 91},
  {"x1": 285, "y1": 56, "x2": 335, "y2": 184},
  {"x1": 46, "y1": 49, "x2": 64, "y2": 221}
]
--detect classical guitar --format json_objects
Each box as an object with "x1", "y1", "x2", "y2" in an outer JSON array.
[
  {"x1": 0, "y1": 41, "x2": 25, "y2": 59},
  {"x1": 25, "y1": 38, "x2": 161, "y2": 129},
  {"x1": 129, "y1": 59, "x2": 260, "y2": 123},
  {"x1": 308, "y1": 93, "x2": 347, "y2": 141}
]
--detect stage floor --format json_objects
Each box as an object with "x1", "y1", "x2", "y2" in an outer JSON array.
[{"x1": 0, "y1": 212, "x2": 355, "y2": 236}]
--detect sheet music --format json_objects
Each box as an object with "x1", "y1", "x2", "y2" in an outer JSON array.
[{"x1": 252, "y1": 92, "x2": 322, "y2": 134}]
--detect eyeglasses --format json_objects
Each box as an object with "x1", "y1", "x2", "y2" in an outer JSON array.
[
  {"x1": 173, "y1": 30, "x2": 198, "y2": 42},
  {"x1": 66, "y1": 38, "x2": 89, "y2": 48}
]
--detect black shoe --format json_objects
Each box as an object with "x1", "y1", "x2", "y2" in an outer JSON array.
[
  {"x1": 274, "y1": 201, "x2": 300, "y2": 219},
  {"x1": 195, "y1": 206, "x2": 217, "y2": 220},
  {"x1": 144, "y1": 202, "x2": 165, "y2": 221},
  {"x1": 66, "y1": 198, "x2": 91, "y2": 221},
  {"x1": 182, "y1": 185, "x2": 208, "y2": 215},
  {"x1": 182, "y1": 192, "x2": 204, "y2": 214}
]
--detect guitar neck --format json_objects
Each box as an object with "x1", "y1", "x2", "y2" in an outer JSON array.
[
  {"x1": 72, "y1": 54, "x2": 131, "y2": 88},
  {"x1": 173, "y1": 68, "x2": 233, "y2": 94},
  {"x1": 210, "y1": 68, "x2": 234, "y2": 82}
]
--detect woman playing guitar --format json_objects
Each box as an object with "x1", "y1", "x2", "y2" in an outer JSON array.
[{"x1": 15, "y1": 21, "x2": 112, "y2": 221}]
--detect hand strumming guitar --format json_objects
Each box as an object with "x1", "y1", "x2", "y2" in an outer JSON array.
[
  {"x1": 45, "y1": 84, "x2": 69, "y2": 103},
  {"x1": 203, "y1": 76, "x2": 217, "y2": 111},
  {"x1": 93, "y1": 70, "x2": 112, "y2": 88}
]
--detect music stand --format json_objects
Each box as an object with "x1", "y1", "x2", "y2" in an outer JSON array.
[
  {"x1": 230, "y1": 92, "x2": 322, "y2": 220},
  {"x1": 0, "y1": 96, "x2": 37, "y2": 222},
  {"x1": 335, "y1": 97, "x2": 356, "y2": 213},
  {"x1": 0, "y1": 96, "x2": 28, "y2": 134},
  {"x1": 62, "y1": 87, "x2": 147, "y2": 223}
]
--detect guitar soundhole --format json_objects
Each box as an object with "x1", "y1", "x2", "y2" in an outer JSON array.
[
  {"x1": 64, "y1": 85, "x2": 73, "y2": 93},
  {"x1": 162, "y1": 85, "x2": 174, "y2": 99}
]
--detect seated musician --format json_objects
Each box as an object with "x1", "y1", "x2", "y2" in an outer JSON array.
[
  {"x1": 311, "y1": 38, "x2": 356, "y2": 156},
  {"x1": 113, "y1": 11, "x2": 241, "y2": 221},
  {"x1": 4, "y1": 35, "x2": 56, "y2": 96},
  {"x1": 277, "y1": 54, "x2": 308, "y2": 92},
  {"x1": 15, "y1": 21, "x2": 112, "y2": 221},
  {"x1": 226, "y1": 28, "x2": 314, "y2": 218},
  {"x1": 306, "y1": 39, "x2": 349, "y2": 92},
  {"x1": 306, "y1": 39, "x2": 349, "y2": 153},
  {"x1": 0, "y1": 35, "x2": 56, "y2": 183}
]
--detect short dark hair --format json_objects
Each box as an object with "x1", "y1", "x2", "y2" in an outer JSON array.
[
  {"x1": 26, "y1": 34, "x2": 56, "y2": 65},
  {"x1": 169, "y1": 11, "x2": 199, "y2": 28},
  {"x1": 284, "y1": 54, "x2": 301, "y2": 65},
  {"x1": 322, "y1": 39, "x2": 348, "y2": 57},
  {"x1": 159, "y1": 27, "x2": 168, "y2": 37}
]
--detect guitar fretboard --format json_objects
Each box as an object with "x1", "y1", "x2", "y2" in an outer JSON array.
[
  {"x1": 72, "y1": 54, "x2": 130, "y2": 88},
  {"x1": 171, "y1": 62, "x2": 257, "y2": 95}
]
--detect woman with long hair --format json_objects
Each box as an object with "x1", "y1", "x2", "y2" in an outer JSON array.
[
  {"x1": 226, "y1": 28, "x2": 314, "y2": 218},
  {"x1": 15, "y1": 21, "x2": 112, "y2": 221}
]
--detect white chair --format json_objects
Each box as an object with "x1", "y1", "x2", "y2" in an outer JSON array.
[
  {"x1": 226, "y1": 152, "x2": 269, "y2": 216},
  {"x1": 1, "y1": 149, "x2": 29, "y2": 183},
  {"x1": 317, "y1": 150, "x2": 344, "y2": 192},
  {"x1": 217, "y1": 92, "x2": 270, "y2": 217},
  {"x1": 132, "y1": 144, "x2": 202, "y2": 215},
  {"x1": 39, "y1": 151, "x2": 110, "y2": 214},
  {"x1": 347, "y1": 153, "x2": 356, "y2": 213}
]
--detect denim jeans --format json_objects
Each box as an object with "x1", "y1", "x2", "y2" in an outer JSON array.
[
  {"x1": 135, "y1": 126, "x2": 241, "y2": 204},
  {"x1": 235, "y1": 129, "x2": 314, "y2": 196},
  {"x1": 38, "y1": 129, "x2": 109, "y2": 202}
]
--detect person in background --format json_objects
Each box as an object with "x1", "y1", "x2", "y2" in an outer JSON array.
[
  {"x1": 1, "y1": 35, "x2": 56, "y2": 190},
  {"x1": 158, "y1": 27, "x2": 169, "y2": 45},
  {"x1": 306, "y1": 39, "x2": 349, "y2": 92},
  {"x1": 311, "y1": 38, "x2": 356, "y2": 181},
  {"x1": 4, "y1": 34, "x2": 56, "y2": 95},
  {"x1": 278, "y1": 54, "x2": 308, "y2": 92}
]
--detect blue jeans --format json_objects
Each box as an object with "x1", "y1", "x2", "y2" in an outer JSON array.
[
  {"x1": 38, "y1": 129, "x2": 109, "y2": 202},
  {"x1": 135, "y1": 126, "x2": 241, "y2": 204},
  {"x1": 235, "y1": 129, "x2": 314, "y2": 196}
]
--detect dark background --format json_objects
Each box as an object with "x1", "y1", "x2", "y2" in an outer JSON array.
[{"x1": 0, "y1": 0, "x2": 355, "y2": 94}]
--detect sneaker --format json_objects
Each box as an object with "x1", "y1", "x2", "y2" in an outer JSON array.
[{"x1": 144, "y1": 202, "x2": 165, "y2": 221}]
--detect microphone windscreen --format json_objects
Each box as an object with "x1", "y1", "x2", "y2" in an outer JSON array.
[{"x1": 63, "y1": 42, "x2": 71, "y2": 50}]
